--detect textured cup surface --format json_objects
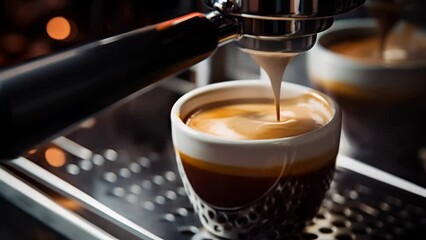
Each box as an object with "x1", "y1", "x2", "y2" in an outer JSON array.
[{"x1": 171, "y1": 80, "x2": 342, "y2": 239}]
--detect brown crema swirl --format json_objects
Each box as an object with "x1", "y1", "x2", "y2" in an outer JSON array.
[{"x1": 185, "y1": 94, "x2": 332, "y2": 140}]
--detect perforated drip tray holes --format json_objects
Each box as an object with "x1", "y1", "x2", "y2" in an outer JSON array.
[
  {"x1": 15, "y1": 86, "x2": 426, "y2": 240},
  {"x1": 23, "y1": 141, "x2": 426, "y2": 240}
]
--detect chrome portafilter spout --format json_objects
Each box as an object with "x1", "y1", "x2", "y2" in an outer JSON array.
[{"x1": 207, "y1": 0, "x2": 366, "y2": 53}]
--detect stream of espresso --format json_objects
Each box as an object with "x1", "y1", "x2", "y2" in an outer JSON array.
[
  {"x1": 244, "y1": 50, "x2": 296, "y2": 121},
  {"x1": 368, "y1": 0, "x2": 406, "y2": 58}
]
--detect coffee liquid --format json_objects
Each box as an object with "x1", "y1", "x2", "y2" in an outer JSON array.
[
  {"x1": 368, "y1": 0, "x2": 406, "y2": 58},
  {"x1": 179, "y1": 147, "x2": 335, "y2": 239},
  {"x1": 243, "y1": 50, "x2": 296, "y2": 121},
  {"x1": 183, "y1": 94, "x2": 334, "y2": 208},
  {"x1": 328, "y1": 29, "x2": 426, "y2": 63},
  {"x1": 186, "y1": 97, "x2": 330, "y2": 140},
  {"x1": 178, "y1": 130, "x2": 336, "y2": 238},
  {"x1": 180, "y1": 89, "x2": 336, "y2": 238}
]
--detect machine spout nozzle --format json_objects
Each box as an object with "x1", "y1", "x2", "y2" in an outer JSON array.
[{"x1": 206, "y1": 0, "x2": 366, "y2": 53}]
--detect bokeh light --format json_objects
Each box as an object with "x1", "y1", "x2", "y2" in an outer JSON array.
[
  {"x1": 46, "y1": 16, "x2": 71, "y2": 40},
  {"x1": 45, "y1": 147, "x2": 66, "y2": 167}
]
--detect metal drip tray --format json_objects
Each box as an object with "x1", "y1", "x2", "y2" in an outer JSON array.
[{"x1": 1, "y1": 79, "x2": 425, "y2": 240}]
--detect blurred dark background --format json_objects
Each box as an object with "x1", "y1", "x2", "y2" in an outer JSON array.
[
  {"x1": 1, "y1": 0, "x2": 425, "y2": 69},
  {"x1": 0, "y1": 0, "x2": 208, "y2": 68}
]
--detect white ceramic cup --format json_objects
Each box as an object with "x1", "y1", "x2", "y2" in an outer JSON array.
[
  {"x1": 170, "y1": 79, "x2": 341, "y2": 239},
  {"x1": 307, "y1": 19, "x2": 426, "y2": 161}
]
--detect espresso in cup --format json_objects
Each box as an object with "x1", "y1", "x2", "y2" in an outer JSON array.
[
  {"x1": 184, "y1": 94, "x2": 333, "y2": 208},
  {"x1": 307, "y1": 19, "x2": 426, "y2": 162},
  {"x1": 171, "y1": 80, "x2": 341, "y2": 239}
]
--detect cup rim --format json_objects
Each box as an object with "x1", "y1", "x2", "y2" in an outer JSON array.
[
  {"x1": 171, "y1": 80, "x2": 341, "y2": 146},
  {"x1": 315, "y1": 18, "x2": 426, "y2": 69}
]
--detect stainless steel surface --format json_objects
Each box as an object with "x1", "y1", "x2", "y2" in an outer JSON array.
[
  {"x1": 1, "y1": 78, "x2": 425, "y2": 240},
  {"x1": 206, "y1": 0, "x2": 366, "y2": 52},
  {"x1": 206, "y1": 11, "x2": 240, "y2": 46},
  {"x1": 0, "y1": 166, "x2": 117, "y2": 240},
  {"x1": 208, "y1": 0, "x2": 366, "y2": 17},
  {"x1": 0, "y1": 195, "x2": 69, "y2": 240}
]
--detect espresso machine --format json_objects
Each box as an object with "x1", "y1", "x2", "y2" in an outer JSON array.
[
  {"x1": 0, "y1": 0, "x2": 368, "y2": 159},
  {"x1": 1, "y1": 1, "x2": 426, "y2": 240}
]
